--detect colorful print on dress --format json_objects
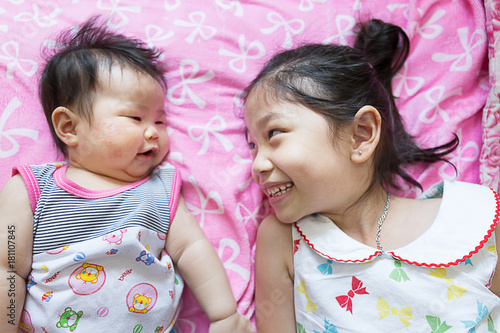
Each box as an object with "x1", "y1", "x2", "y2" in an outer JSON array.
[
  {"x1": 136, "y1": 250, "x2": 155, "y2": 265},
  {"x1": 42, "y1": 291, "x2": 53, "y2": 302},
  {"x1": 461, "y1": 300, "x2": 489, "y2": 332},
  {"x1": 96, "y1": 306, "x2": 109, "y2": 317},
  {"x1": 335, "y1": 276, "x2": 368, "y2": 314},
  {"x1": 105, "y1": 248, "x2": 118, "y2": 255},
  {"x1": 68, "y1": 263, "x2": 106, "y2": 295},
  {"x1": 487, "y1": 314, "x2": 497, "y2": 333},
  {"x1": 377, "y1": 297, "x2": 412, "y2": 329},
  {"x1": 19, "y1": 309, "x2": 34, "y2": 333},
  {"x1": 296, "y1": 319, "x2": 339, "y2": 333},
  {"x1": 56, "y1": 307, "x2": 83, "y2": 331},
  {"x1": 102, "y1": 228, "x2": 127, "y2": 245},
  {"x1": 426, "y1": 315, "x2": 452, "y2": 332},
  {"x1": 26, "y1": 274, "x2": 36, "y2": 290},
  {"x1": 294, "y1": 239, "x2": 301, "y2": 254},
  {"x1": 297, "y1": 280, "x2": 317, "y2": 313},
  {"x1": 126, "y1": 283, "x2": 158, "y2": 314},
  {"x1": 317, "y1": 259, "x2": 333, "y2": 275},
  {"x1": 389, "y1": 260, "x2": 410, "y2": 282},
  {"x1": 46, "y1": 245, "x2": 69, "y2": 255},
  {"x1": 429, "y1": 268, "x2": 467, "y2": 301},
  {"x1": 313, "y1": 318, "x2": 339, "y2": 333},
  {"x1": 73, "y1": 252, "x2": 86, "y2": 262},
  {"x1": 487, "y1": 245, "x2": 497, "y2": 256}
]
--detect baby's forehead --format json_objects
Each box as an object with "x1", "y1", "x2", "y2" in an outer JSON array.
[
  {"x1": 95, "y1": 64, "x2": 162, "y2": 92},
  {"x1": 97, "y1": 63, "x2": 151, "y2": 82}
]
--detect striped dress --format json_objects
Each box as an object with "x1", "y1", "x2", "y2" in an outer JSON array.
[{"x1": 15, "y1": 162, "x2": 183, "y2": 333}]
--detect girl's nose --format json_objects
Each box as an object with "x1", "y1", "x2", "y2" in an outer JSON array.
[{"x1": 251, "y1": 150, "x2": 273, "y2": 176}]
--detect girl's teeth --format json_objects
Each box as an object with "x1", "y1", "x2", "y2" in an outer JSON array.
[{"x1": 268, "y1": 183, "x2": 292, "y2": 197}]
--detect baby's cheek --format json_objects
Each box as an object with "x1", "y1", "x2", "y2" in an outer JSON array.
[{"x1": 98, "y1": 123, "x2": 131, "y2": 155}]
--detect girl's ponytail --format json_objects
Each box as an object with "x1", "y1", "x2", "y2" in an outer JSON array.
[
  {"x1": 353, "y1": 19, "x2": 458, "y2": 191},
  {"x1": 353, "y1": 19, "x2": 409, "y2": 97}
]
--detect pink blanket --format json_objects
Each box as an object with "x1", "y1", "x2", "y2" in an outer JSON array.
[{"x1": 0, "y1": 1, "x2": 498, "y2": 331}]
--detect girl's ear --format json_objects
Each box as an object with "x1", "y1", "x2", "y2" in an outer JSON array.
[
  {"x1": 52, "y1": 107, "x2": 80, "y2": 147},
  {"x1": 350, "y1": 105, "x2": 381, "y2": 163}
]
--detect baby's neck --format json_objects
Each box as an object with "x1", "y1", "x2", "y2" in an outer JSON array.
[{"x1": 64, "y1": 164, "x2": 145, "y2": 191}]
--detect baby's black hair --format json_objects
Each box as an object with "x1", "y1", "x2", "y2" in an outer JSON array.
[
  {"x1": 39, "y1": 15, "x2": 167, "y2": 157},
  {"x1": 244, "y1": 19, "x2": 458, "y2": 191}
]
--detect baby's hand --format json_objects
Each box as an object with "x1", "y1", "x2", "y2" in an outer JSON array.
[{"x1": 208, "y1": 311, "x2": 255, "y2": 333}]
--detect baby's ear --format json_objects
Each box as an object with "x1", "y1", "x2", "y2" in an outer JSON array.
[
  {"x1": 350, "y1": 105, "x2": 381, "y2": 163},
  {"x1": 52, "y1": 107, "x2": 80, "y2": 147}
]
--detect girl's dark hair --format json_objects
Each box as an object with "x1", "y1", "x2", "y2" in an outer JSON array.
[
  {"x1": 244, "y1": 19, "x2": 458, "y2": 191},
  {"x1": 39, "y1": 15, "x2": 167, "y2": 157}
]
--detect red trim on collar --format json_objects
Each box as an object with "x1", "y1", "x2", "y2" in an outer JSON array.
[
  {"x1": 295, "y1": 223, "x2": 381, "y2": 263},
  {"x1": 389, "y1": 188, "x2": 499, "y2": 268},
  {"x1": 295, "y1": 188, "x2": 500, "y2": 267}
]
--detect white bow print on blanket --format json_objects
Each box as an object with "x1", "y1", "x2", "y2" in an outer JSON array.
[
  {"x1": 0, "y1": 97, "x2": 38, "y2": 158},
  {"x1": 188, "y1": 115, "x2": 234, "y2": 155},
  {"x1": 167, "y1": 59, "x2": 215, "y2": 109},
  {"x1": 260, "y1": 12, "x2": 304, "y2": 50}
]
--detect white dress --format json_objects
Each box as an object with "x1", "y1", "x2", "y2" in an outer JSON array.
[{"x1": 292, "y1": 180, "x2": 500, "y2": 332}]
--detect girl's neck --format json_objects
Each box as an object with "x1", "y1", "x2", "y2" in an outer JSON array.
[
  {"x1": 325, "y1": 189, "x2": 442, "y2": 251},
  {"x1": 323, "y1": 185, "x2": 391, "y2": 248}
]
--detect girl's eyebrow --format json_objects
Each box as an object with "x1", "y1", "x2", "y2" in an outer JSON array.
[
  {"x1": 245, "y1": 112, "x2": 287, "y2": 140},
  {"x1": 257, "y1": 112, "x2": 286, "y2": 127}
]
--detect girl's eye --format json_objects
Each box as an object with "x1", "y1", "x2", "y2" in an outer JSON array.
[
  {"x1": 130, "y1": 116, "x2": 141, "y2": 121},
  {"x1": 155, "y1": 121, "x2": 164, "y2": 125},
  {"x1": 248, "y1": 141, "x2": 256, "y2": 150}
]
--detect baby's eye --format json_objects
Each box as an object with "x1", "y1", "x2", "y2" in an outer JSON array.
[
  {"x1": 130, "y1": 116, "x2": 141, "y2": 121},
  {"x1": 155, "y1": 120, "x2": 164, "y2": 125},
  {"x1": 268, "y1": 129, "x2": 282, "y2": 139},
  {"x1": 248, "y1": 141, "x2": 256, "y2": 150}
]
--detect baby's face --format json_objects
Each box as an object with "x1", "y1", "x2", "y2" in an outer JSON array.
[{"x1": 71, "y1": 66, "x2": 169, "y2": 182}]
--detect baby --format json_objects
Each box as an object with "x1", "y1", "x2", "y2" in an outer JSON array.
[{"x1": 0, "y1": 16, "x2": 253, "y2": 333}]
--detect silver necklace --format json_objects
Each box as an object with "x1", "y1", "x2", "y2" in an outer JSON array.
[{"x1": 375, "y1": 192, "x2": 391, "y2": 252}]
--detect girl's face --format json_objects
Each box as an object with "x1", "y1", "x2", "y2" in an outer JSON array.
[
  {"x1": 244, "y1": 87, "x2": 364, "y2": 223},
  {"x1": 70, "y1": 66, "x2": 169, "y2": 182}
]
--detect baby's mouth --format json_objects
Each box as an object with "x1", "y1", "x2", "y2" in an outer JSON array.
[
  {"x1": 266, "y1": 183, "x2": 293, "y2": 197},
  {"x1": 139, "y1": 147, "x2": 159, "y2": 157}
]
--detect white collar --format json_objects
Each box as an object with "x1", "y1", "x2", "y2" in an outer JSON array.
[{"x1": 295, "y1": 181, "x2": 499, "y2": 267}]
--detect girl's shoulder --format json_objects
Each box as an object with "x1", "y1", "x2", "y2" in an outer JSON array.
[
  {"x1": 256, "y1": 214, "x2": 294, "y2": 274},
  {"x1": 257, "y1": 214, "x2": 293, "y2": 249}
]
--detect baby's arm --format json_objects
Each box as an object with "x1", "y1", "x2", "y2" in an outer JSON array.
[
  {"x1": 255, "y1": 213, "x2": 296, "y2": 332},
  {"x1": 166, "y1": 196, "x2": 253, "y2": 332},
  {"x1": 0, "y1": 175, "x2": 33, "y2": 332}
]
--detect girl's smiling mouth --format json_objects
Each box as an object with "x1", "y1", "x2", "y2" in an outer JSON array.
[{"x1": 266, "y1": 183, "x2": 293, "y2": 197}]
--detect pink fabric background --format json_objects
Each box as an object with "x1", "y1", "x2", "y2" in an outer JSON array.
[{"x1": 0, "y1": 1, "x2": 498, "y2": 331}]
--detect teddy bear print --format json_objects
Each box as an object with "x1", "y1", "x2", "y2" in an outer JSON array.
[
  {"x1": 102, "y1": 229, "x2": 127, "y2": 245},
  {"x1": 129, "y1": 294, "x2": 152, "y2": 314},
  {"x1": 56, "y1": 307, "x2": 83, "y2": 331},
  {"x1": 76, "y1": 263, "x2": 103, "y2": 284}
]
